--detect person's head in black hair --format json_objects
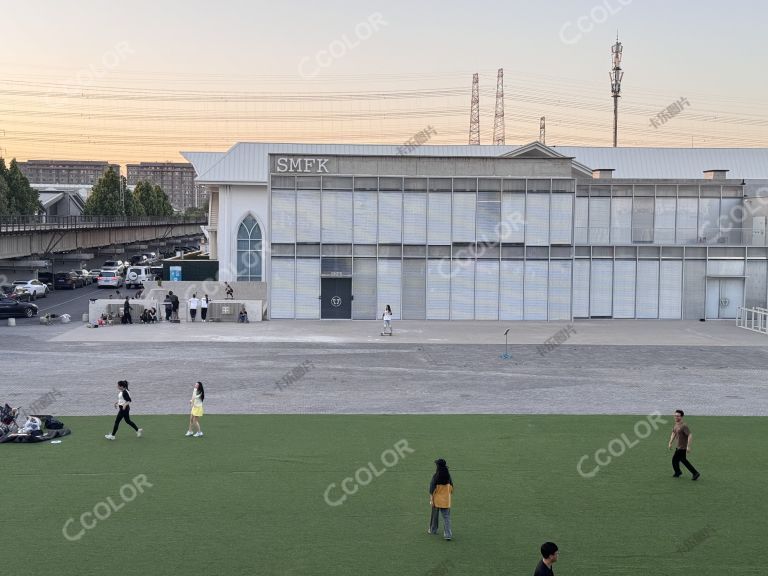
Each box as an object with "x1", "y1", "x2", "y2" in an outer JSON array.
[
  {"x1": 117, "y1": 380, "x2": 129, "y2": 390},
  {"x1": 540, "y1": 542, "x2": 558, "y2": 565},
  {"x1": 433, "y1": 458, "x2": 452, "y2": 485},
  {"x1": 195, "y1": 381, "x2": 205, "y2": 402}
]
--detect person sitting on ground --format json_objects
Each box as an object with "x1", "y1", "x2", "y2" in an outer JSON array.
[
  {"x1": 140, "y1": 309, "x2": 151, "y2": 324},
  {"x1": 20, "y1": 416, "x2": 43, "y2": 436},
  {"x1": 148, "y1": 307, "x2": 157, "y2": 323},
  {"x1": 238, "y1": 305, "x2": 249, "y2": 323}
]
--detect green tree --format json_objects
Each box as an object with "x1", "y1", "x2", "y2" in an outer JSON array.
[
  {"x1": 83, "y1": 167, "x2": 123, "y2": 216},
  {"x1": 0, "y1": 172, "x2": 10, "y2": 216},
  {"x1": 122, "y1": 176, "x2": 145, "y2": 217},
  {"x1": 134, "y1": 180, "x2": 174, "y2": 216},
  {"x1": 5, "y1": 159, "x2": 40, "y2": 215},
  {"x1": 153, "y1": 184, "x2": 174, "y2": 216}
]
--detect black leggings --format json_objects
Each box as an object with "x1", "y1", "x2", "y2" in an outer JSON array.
[{"x1": 112, "y1": 405, "x2": 139, "y2": 435}]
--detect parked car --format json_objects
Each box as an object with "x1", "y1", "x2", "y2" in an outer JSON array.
[
  {"x1": 141, "y1": 252, "x2": 158, "y2": 264},
  {"x1": 74, "y1": 269, "x2": 92, "y2": 285},
  {"x1": 12, "y1": 279, "x2": 48, "y2": 298},
  {"x1": 87, "y1": 269, "x2": 102, "y2": 282},
  {"x1": 125, "y1": 266, "x2": 154, "y2": 289},
  {"x1": 1, "y1": 284, "x2": 34, "y2": 302},
  {"x1": 101, "y1": 260, "x2": 125, "y2": 275},
  {"x1": 97, "y1": 270, "x2": 123, "y2": 289},
  {"x1": 54, "y1": 272, "x2": 83, "y2": 290},
  {"x1": 0, "y1": 298, "x2": 38, "y2": 318}
]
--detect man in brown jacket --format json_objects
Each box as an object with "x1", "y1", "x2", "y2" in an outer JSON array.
[{"x1": 668, "y1": 409, "x2": 700, "y2": 480}]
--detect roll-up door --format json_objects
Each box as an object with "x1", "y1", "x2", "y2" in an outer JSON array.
[
  {"x1": 589, "y1": 197, "x2": 610, "y2": 244},
  {"x1": 295, "y1": 259, "x2": 320, "y2": 319},
  {"x1": 636, "y1": 260, "x2": 659, "y2": 318},
  {"x1": 610, "y1": 198, "x2": 632, "y2": 244},
  {"x1": 549, "y1": 194, "x2": 573, "y2": 244},
  {"x1": 575, "y1": 197, "x2": 588, "y2": 244},
  {"x1": 270, "y1": 258, "x2": 295, "y2": 318},
  {"x1": 379, "y1": 192, "x2": 403, "y2": 244},
  {"x1": 403, "y1": 193, "x2": 427, "y2": 244},
  {"x1": 402, "y1": 259, "x2": 426, "y2": 319},
  {"x1": 683, "y1": 260, "x2": 706, "y2": 319},
  {"x1": 428, "y1": 193, "x2": 451, "y2": 244},
  {"x1": 297, "y1": 190, "x2": 321, "y2": 243},
  {"x1": 377, "y1": 260, "x2": 402, "y2": 319},
  {"x1": 698, "y1": 198, "x2": 720, "y2": 242},
  {"x1": 573, "y1": 259, "x2": 590, "y2": 318},
  {"x1": 589, "y1": 259, "x2": 613, "y2": 317},
  {"x1": 548, "y1": 261, "x2": 571, "y2": 320},
  {"x1": 659, "y1": 260, "x2": 683, "y2": 319},
  {"x1": 526, "y1": 194, "x2": 550, "y2": 246},
  {"x1": 476, "y1": 198, "x2": 501, "y2": 243},
  {"x1": 475, "y1": 260, "x2": 499, "y2": 320},
  {"x1": 352, "y1": 258, "x2": 377, "y2": 319},
  {"x1": 501, "y1": 193, "x2": 525, "y2": 243},
  {"x1": 632, "y1": 198, "x2": 654, "y2": 243},
  {"x1": 745, "y1": 261, "x2": 768, "y2": 309},
  {"x1": 271, "y1": 190, "x2": 296, "y2": 243},
  {"x1": 354, "y1": 191, "x2": 377, "y2": 244},
  {"x1": 452, "y1": 193, "x2": 476, "y2": 242},
  {"x1": 524, "y1": 261, "x2": 548, "y2": 320},
  {"x1": 427, "y1": 260, "x2": 450, "y2": 319},
  {"x1": 612, "y1": 260, "x2": 636, "y2": 318},
  {"x1": 499, "y1": 260, "x2": 524, "y2": 320},
  {"x1": 450, "y1": 260, "x2": 475, "y2": 319},
  {"x1": 676, "y1": 198, "x2": 697, "y2": 244},
  {"x1": 654, "y1": 198, "x2": 676, "y2": 244},
  {"x1": 321, "y1": 191, "x2": 352, "y2": 243}
]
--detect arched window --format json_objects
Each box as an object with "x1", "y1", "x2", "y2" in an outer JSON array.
[{"x1": 237, "y1": 215, "x2": 262, "y2": 281}]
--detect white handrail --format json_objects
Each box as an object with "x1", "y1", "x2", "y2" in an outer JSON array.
[{"x1": 737, "y1": 306, "x2": 768, "y2": 335}]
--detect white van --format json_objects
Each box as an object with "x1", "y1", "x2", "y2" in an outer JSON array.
[{"x1": 125, "y1": 266, "x2": 153, "y2": 289}]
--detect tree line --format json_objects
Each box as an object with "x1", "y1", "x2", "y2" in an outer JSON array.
[
  {"x1": 0, "y1": 158, "x2": 41, "y2": 216},
  {"x1": 83, "y1": 167, "x2": 174, "y2": 217}
]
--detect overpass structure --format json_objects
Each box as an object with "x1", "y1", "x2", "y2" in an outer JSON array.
[{"x1": 0, "y1": 215, "x2": 206, "y2": 261}]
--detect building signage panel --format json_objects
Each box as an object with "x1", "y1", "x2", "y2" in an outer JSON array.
[{"x1": 275, "y1": 157, "x2": 330, "y2": 173}]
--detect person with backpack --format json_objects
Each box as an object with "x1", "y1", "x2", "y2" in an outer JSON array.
[
  {"x1": 185, "y1": 381, "x2": 205, "y2": 437},
  {"x1": 171, "y1": 291, "x2": 180, "y2": 322},
  {"x1": 427, "y1": 458, "x2": 454, "y2": 540},
  {"x1": 105, "y1": 380, "x2": 143, "y2": 440},
  {"x1": 163, "y1": 293, "x2": 173, "y2": 322}
]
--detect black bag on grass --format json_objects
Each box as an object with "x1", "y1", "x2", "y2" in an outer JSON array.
[{"x1": 44, "y1": 416, "x2": 64, "y2": 430}]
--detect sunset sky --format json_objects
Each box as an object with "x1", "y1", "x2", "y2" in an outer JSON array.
[{"x1": 1, "y1": 0, "x2": 766, "y2": 169}]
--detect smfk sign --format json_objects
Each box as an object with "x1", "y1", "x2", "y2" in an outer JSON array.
[{"x1": 276, "y1": 157, "x2": 330, "y2": 173}]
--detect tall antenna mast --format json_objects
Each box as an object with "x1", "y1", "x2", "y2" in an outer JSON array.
[
  {"x1": 539, "y1": 117, "x2": 546, "y2": 145},
  {"x1": 469, "y1": 73, "x2": 480, "y2": 145},
  {"x1": 610, "y1": 33, "x2": 624, "y2": 147},
  {"x1": 493, "y1": 68, "x2": 505, "y2": 145}
]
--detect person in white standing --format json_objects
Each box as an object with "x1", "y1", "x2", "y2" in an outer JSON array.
[
  {"x1": 200, "y1": 294, "x2": 209, "y2": 322},
  {"x1": 381, "y1": 304, "x2": 393, "y2": 335},
  {"x1": 185, "y1": 381, "x2": 205, "y2": 437},
  {"x1": 188, "y1": 293, "x2": 200, "y2": 322}
]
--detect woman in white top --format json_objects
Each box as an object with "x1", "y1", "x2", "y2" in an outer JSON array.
[
  {"x1": 382, "y1": 305, "x2": 393, "y2": 335},
  {"x1": 200, "y1": 295, "x2": 209, "y2": 322},
  {"x1": 186, "y1": 381, "x2": 205, "y2": 437},
  {"x1": 105, "y1": 380, "x2": 142, "y2": 440},
  {"x1": 188, "y1": 294, "x2": 200, "y2": 322}
]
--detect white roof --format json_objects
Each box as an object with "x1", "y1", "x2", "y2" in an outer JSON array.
[{"x1": 181, "y1": 142, "x2": 768, "y2": 184}]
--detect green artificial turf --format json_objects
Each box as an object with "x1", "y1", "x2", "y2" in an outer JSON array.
[{"x1": 3, "y1": 415, "x2": 764, "y2": 575}]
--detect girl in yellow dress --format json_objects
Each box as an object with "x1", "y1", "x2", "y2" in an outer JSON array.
[{"x1": 186, "y1": 381, "x2": 205, "y2": 437}]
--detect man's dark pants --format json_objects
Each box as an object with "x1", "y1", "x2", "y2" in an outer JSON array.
[{"x1": 672, "y1": 448, "x2": 698, "y2": 476}]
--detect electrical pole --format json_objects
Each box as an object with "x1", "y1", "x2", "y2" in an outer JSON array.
[
  {"x1": 469, "y1": 73, "x2": 480, "y2": 145},
  {"x1": 610, "y1": 34, "x2": 624, "y2": 147},
  {"x1": 539, "y1": 117, "x2": 546, "y2": 145},
  {"x1": 493, "y1": 68, "x2": 505, "y2": 145}
]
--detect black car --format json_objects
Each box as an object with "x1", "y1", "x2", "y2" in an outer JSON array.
[
  {"x1": 54, "y1": 272, "x2": 83, "y2": 290},
  {"x1": 0, "y1": 285, "x2": 34, "y2": 302},
  {"x1": 0, "y1": 298, "x2": 38, "y2": 318}
]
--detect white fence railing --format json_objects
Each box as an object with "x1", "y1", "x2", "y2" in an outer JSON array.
[{"x1": 736, "y1": 306, "x2": 768, "y2": 335}]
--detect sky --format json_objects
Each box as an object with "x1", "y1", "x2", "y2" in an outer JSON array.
[{"x1": 1, "y1": 0, "x2": 766, "y2": 169}]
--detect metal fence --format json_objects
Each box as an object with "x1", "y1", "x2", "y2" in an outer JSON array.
[
  {"x1": 737, "y1": 306, "x2": 768, "y2": 335},
  {"x1": 0, "y1": 215, "x2": 206, "y2": 233}
]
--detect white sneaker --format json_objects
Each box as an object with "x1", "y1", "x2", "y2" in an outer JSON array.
[
  {"x1": 194, "y1": 431, "x2": 204, "y2": 437},
  {"x1": 105, "y1": 434, "x2": 115, "y2": 440},
  {"x1": 185, "y1": 431, "x2": 194, "y2": 437},
  {"x1": 136, "y1": 428, "x2": 143, "y2": 438}
]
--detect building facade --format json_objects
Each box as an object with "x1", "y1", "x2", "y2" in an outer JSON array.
[
  {"x1": 184, "y1": 142, "x2": 768, "y2": 321},
  {"x1": 126, "y1": 162, "x2": 207, "y2": 211},
  {"x1": 18, "y1": 160, "x2": 119, "y2": 186}
]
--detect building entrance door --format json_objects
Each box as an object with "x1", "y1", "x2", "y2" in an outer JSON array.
[
  {"x1": 706, "y1": 278, "x2": 744, "y2": 319},
  {"x1": 321, "y1": 277, "x2": 352, "y2": 319}
]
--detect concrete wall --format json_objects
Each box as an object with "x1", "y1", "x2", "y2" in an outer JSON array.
[{"x1": 218, "y1": 184, "x2": 269, "y2": 282}]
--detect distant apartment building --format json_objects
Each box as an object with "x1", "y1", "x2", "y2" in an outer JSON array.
[
  {"x1": 126, "y1": 162, "x2": 207, "y2": 211},
  {"x1": 18, "y1": 160, "x2": 119, "y2": 186}
]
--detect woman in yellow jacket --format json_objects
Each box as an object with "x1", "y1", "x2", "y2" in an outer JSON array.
[{"x1": 427, "y1": 458, "x2": 453, "y2": 540}]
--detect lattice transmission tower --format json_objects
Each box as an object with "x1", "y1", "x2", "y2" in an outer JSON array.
[
  {"x1": 493, "y1": 68, "x2": 505, "y2": 145},
  {"x1": 468, "y1": 73, "x2": 480, "y2": 145}
]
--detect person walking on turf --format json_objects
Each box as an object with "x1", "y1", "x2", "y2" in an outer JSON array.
[
  {"x1": 381, "y1": 304, "x2": 393, "y2": 335},
  {"x1": 105, "y1": 380, "x2": 142, "y2": 440},
  {"x1": 186, "y1": 381, "x2": 205, "y2": 437},
  {"x1": 427, "y1": 458, "x2": 453, "y2": 540},
  {"x1": 533, "y1": 542, "x2": 559, "y2": 576},
  {"x1": 668, "y1": 409, "x2": 700, "y2": 480}
]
